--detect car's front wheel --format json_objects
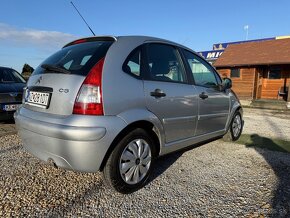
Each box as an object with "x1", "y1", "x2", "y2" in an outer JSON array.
[
  {"x1": 224, "y1": 111, "x2": 243, "y2": 141},
  {"x1": 102, "y1": 128, "x2": 155, "y2": 194}
]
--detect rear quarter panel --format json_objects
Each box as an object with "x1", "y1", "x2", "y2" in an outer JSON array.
[
  {"x1": 102, "y1": 37, "x2": 147, "y2": 116},
  {"x1": 101, "y1": 37, "x2": 167, "y2": 153}
]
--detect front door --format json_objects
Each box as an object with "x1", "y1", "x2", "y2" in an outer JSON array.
[
  {"x1": 182, "y1": 49, "x2": 230, "y2": 136},
  {"x1": 194, "y1": 86, "x2": 229, "y2": 135},
  {"x1": 143, "y1": 43, "x2": 198, "y2": 143}
]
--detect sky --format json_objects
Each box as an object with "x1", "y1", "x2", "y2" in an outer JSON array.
[{"x1": 1, "y1": 0, "x2": 290, "y2": 72}]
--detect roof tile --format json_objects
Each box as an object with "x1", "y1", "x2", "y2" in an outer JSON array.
[{"x1": 214, "y1": 38, "x2": 290, "y2": 67}]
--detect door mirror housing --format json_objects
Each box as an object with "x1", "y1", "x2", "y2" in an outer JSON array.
[{"x1": 220, "y1": 78, "x2": 232, "y2": 91}]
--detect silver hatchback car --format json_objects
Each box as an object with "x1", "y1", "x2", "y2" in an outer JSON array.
[{"x1": 15, "y1": 36, "x2": 243, "y2": 193}]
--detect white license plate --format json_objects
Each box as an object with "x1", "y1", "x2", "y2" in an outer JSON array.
[
  {"x1": 2, "y1": 104, "x2": 20, "y2": 111},
  {"x1": 26, "y1": 91, "x2": 51, "y2": 108}
]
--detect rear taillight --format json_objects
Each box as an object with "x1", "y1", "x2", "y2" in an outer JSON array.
[{"x1": 73, "y1": 58, "x2": 104, "y2": 115}]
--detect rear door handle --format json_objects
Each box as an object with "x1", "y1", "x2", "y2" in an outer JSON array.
[
  {"x1": 150, "y1": 89, "x2": 166, "y2": 98},
  {"x1": 199, "y1": 92, "x2": 208, "y2": 100}
]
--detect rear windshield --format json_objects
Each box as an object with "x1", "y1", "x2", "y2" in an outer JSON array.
[
  {"x1": 32, "y1": 41, "x2": 113, "y2": 76},
  {"x1": 0, "y1": 68, "x2": 26, "y2": 83}
]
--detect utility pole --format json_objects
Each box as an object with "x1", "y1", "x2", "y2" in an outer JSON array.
[
  {"x1": 287, "y1": 80, "x2": 290, "y2": 109},
  {"x1": 244, "y1": 25, "x2": 249, "y2": 40}
]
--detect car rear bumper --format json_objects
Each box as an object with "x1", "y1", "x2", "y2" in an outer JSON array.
[
  {"x1": 0, "y1": 104, "x2": 21, "y2": 121},
  {"x1": 14, "y1": 107, "x2": 127, "y2": 172}
]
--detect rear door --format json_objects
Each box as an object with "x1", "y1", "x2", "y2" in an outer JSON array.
[
  {"x1": 142, "y1": 43, "x2": 198, "y2": 143},
  {"x1": 182, "y1": 50, "x2": 230, "y2": 136},
  {"x1": 24, "y1": 39, "x2": 113, "y2": 115}
]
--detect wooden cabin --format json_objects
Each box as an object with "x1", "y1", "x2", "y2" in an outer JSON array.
[{"x1": 214, "y1": 38, "x2": 290, "y2": 101}]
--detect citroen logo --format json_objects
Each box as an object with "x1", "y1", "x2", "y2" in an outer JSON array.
[{"x1": 35, "y1": 76, "x2": 42, "y2": 85}]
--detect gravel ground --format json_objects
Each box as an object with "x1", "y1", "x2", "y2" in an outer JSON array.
[
  {"x1": 0, "y1": 122, "x2": 16, "y2": 137},
  {"x1": 0, "y1": 108, "x2": 290, "y2": 217},
  {"x1": 243, "y1": 108, "x2": 290, "y2": 141}
]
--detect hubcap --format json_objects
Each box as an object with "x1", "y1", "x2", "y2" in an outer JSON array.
[
  {"x1": 119, "y1": 139, "x2": 152, "y2": 185},
  {"x1": 232, "y1": 114, "x2": 242, "y2": 138}
]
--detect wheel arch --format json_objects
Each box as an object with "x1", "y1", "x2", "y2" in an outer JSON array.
[
  {"x1": 226, "y1": 105, "x2": 243, "y2": 132},
  {"x1": 99, "y1": 120, "x2": 161, "y2": 171}
]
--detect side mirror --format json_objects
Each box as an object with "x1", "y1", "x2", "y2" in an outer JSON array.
[{"x1": 221, "y1": 78, "x2": 232, "y2": 91}]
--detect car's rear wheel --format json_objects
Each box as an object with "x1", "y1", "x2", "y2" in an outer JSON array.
[
  {"x1": 224, "y1": 111, "x2": 243, "y2": 141},
  {"x1": 102, "y1": 128, "x2": 155, "y2": 194}
]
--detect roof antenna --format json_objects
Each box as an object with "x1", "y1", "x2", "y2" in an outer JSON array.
[{"x1": 70, "y1": 1, "x2": 96, "y2": 36}]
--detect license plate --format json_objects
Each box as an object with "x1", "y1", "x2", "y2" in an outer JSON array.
[
  {"x1": 26, "y1": 91, "x2": 51, "y2": 108},
  {"x1": 2, "y1": 104, "x2": 20, "y2": 111}
]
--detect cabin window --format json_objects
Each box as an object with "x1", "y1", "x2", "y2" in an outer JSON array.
[
  {"x1": 268, "y1": 68, "x2": 281, "y2": 79},
  {"x1": 230, "y1": 68, "x2": 240, "y2": 78}
]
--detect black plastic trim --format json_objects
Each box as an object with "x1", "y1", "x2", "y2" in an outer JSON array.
[{"x1": 28, "y1": 86, "x2": 53, "y2": 93}]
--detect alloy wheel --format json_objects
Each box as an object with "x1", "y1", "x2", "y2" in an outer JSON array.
[{"x1": 232, "y1": 114, "x2": 242, "y2": 138}]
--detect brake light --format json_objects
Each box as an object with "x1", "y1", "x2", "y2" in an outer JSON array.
[
  {"x1": 73, "y1": 58, "x2": 104, "y2": 115},
  {"x1": 72, "y1": 39, "x2": 87, "y2": 45}
]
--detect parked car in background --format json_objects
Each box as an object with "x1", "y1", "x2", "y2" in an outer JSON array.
[
  {"x1": 15, "y1": 36, "x2": 243, "y2": 193},
  {"x1": 0, "y1": 67, "x2": 26, "y2": 121}
]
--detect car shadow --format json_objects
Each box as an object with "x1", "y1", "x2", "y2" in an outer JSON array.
[
  {"x1": 245, "y1": 134, "x2": 290, "y2": 217},
  {"x1": 41, "y1": 139, "x2": 213, "y2": 217},
  {"x1": 148, "y1": 137, "x2": 221, "y2": 184},
  {"x1": 0, "y1": 119, "x2": 16, "y2": 137},
  {"x1": 0, "y1": 119, "x2": 15, "y2": 124},
  {"x1": 149, "y1": 150, "x2": 184, "y2": 182}
]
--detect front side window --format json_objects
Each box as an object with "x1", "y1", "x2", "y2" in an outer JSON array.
[
  {"x1": 183, "y1": 50, "x2": 219, "y2": 87},
  {"x1": 144, "y1": 44, "x2": 186, "y2": 83}
]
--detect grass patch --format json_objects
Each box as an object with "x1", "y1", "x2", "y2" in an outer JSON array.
[{"x1": 237, "y1": 134, "x2": 290, "y2": 153}]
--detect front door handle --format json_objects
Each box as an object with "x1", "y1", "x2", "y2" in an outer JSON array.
[
  {"x1": 150, "y1": 89, "x2": 166, "y2": 98},
  {"x1": 199, "y1": 92, "x2": 208, "y2": 100}
]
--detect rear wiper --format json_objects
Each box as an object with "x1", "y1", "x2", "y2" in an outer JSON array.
[{"x1": 41, "y1": 64, "x2": 71, "y2": 74}]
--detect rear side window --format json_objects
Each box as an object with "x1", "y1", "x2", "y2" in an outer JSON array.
[
  {"x1": 144, "y1": 44, "x2": 186, "y2": 83},
  {"x1": 0, "y1": 68, "x2": 26, "y2": 83},
  {"x1": 123, "y1": 48, "x2": 141, "y2": 77},
  {"x1": 32, "y1": 41, "x2": 113, "y2": 76}
]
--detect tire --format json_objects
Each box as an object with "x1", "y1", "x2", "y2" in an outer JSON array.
[
  {"x1": 102, "y1": 128, "x2": 156, "y2": 194},
  {"x1": 223, "y1": 111, "x2": 243, "y2": 142}
]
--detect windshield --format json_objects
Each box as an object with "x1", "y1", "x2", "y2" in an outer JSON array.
[
  {"x1": 32, "y1": 41, "x2": 113, "y2": 76},
  {"x1": 0, "y1": 68, "x2": 26, "y2": 83}
]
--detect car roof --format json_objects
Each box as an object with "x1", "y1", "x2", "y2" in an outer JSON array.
[
  {"x1": 64, "y1": 35, "x2": 195, "y2": 52},
  {"x1": 63, "y1": 35, "x2": 207, "y2": 62},
  {"x1": 0, "y1": 66, "x2": 16, "y2": 71}
]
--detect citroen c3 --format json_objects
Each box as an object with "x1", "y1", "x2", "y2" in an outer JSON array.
[{"x1": 15, "y1": 36, "x2": 243, "y2": 193}]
